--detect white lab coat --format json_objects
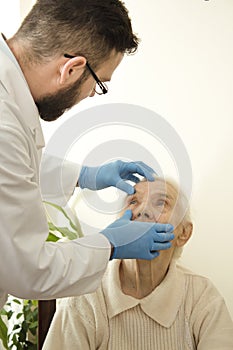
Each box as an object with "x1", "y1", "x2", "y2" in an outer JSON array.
[{"x1": 0, "y1": 35, "x2": 111, "y2": 309}]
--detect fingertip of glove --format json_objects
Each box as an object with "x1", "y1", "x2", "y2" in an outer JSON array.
[
  {"x1": 146, "y1": 172, "x2": 157, "y2": 181},
  {"x1": 117, "y1": 182, "x2": 135, "y2": 195},
  {"x1": 169, "y1": 233, "x2": 175, "y2": 240},
  {"x1": 167, "y1": 224, "x2": 174, "y2": 232},
  {"x1": 124, "y1": 209, "x2": 133, "y2": 219},
  {"x1": 150, "y1": 251, "x2": 160, "y2": 259},
  {"x1": 147, "y1": 175, "x2": 156, "y2": 182},
  {"x1": 127, "y1": 186, "x2": 135, "y2": 195}
]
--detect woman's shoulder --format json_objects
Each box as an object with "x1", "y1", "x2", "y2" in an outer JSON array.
[{"x1": 176, "y1": 262, "x2": 225, "y2": 307}]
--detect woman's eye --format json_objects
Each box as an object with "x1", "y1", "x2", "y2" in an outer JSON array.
[
  {"x1": 156, "y1": 200, "x2": 166, "y2": 207},
  {"x1": 129, "y1": 200, "x2": 137, "y2": 205}
]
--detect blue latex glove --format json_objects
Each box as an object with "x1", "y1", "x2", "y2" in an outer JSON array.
[
  {"x1": 101, "y1": 210, "x2": 174, "y2": 260},
  {"x1": 79, "y1": 160, "x2": 155, "y2": 195}
]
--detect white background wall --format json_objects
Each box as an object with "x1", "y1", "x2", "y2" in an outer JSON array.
[
  {"x1": 119, "y1": 0, "x2": 233, "y2": 318},
  {"x1": 1, "y1": 0, "x2": 233, "y2": 320}
]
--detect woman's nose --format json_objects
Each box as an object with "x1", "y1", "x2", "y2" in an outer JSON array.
[{"x1": 135, "y1": 210, "x2": 155, "y2": 222}]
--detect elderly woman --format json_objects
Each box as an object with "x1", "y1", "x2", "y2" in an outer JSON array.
[{"x1": 43, "y1": 179, "x2": 233, "y2": 350}]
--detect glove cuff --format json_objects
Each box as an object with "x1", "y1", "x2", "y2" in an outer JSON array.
[
  {"x1": 79, "y1": 166, "x2": 98, "y2": 190},
  {"x1": 110, "y1": 246, "x2": 117, "y2": 260}
]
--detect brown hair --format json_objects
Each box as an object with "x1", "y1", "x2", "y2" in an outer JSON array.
[{"x1": 11, "y1": 0, "x2": 139, "y2": 68}]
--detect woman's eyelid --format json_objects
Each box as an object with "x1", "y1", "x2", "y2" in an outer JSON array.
[
  {"x1": 126, "y1": 194, "x2": 138, "y2": 205},
  {"x1": 158, "y1": 199, "x2": 167, "y2": 204},
  {"x1": 153, "y1": 198, "x2": 169, "y2": 207},
  {"x1": 129, "y1": 199, "x2": 138, "y2": 205}
]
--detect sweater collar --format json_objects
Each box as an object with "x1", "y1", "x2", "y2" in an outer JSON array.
[
  {"x1": 0, "y1": 34, "x2": 45, "y2": 149},
  {"x1": 102, "y1": 259, "x2": 186, "y2": 328}
]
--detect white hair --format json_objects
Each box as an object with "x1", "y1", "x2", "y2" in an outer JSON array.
[{"x1": 157, "y1": 177, "x2": 192, "y2": 260}]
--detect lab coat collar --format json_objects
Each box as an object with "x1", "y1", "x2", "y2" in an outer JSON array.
[
  {"x1": 102, "y1": 259, "x2": 185, "y2": 328},
  {"x1": 0, "y1": 33, "x2": 45, "y2": 149}
]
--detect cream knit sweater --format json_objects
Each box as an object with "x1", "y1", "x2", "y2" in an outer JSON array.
[{"x1": 43, "y1": 260, "x2": 233, "y2": 350}]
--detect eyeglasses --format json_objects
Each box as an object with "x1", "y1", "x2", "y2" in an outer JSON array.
[{"x1": 64, "y1": 54, "x2": 108, "y2": 95}]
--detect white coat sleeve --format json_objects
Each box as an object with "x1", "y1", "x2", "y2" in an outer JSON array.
[
  {"x1": 40, "y1": 152, "x2": 80, "y2": 207},
  {"x1": 0, "y1": 121, "x2": 111, "y2": 302}
]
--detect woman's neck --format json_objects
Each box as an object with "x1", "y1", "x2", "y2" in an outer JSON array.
[{"x1": 119, "y1": 259, "x2": 170, "y2": 299}]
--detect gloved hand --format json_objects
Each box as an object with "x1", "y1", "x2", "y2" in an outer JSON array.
[
  {"x1": 78, "y1": 160, "x2": 155, "y2": 195},
  {"x1": 101, "y1": 210, "x2": 174, "y2": 260}
]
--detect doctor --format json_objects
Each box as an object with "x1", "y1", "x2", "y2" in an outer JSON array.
[{"x1": 0, "y1": 0, "x2": 174, "y2": 309}]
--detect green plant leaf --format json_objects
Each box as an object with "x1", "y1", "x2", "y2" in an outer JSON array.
[
  {"x1": 0, "y1": 309, "x2": 7, "y2": 316},
  {"x1": 45, "y1": 201, "x2": 77, "y2": 228},
  {"x1": 16, "y1": 313, "x2": 23, "y2": 320},
  {"x1": 31, "y1": 310, "x2": 38, "y2": 319},
  {"x1": 19, "y1": 323, "x2": 27, "y2": 342},
  {"x1": 53, "y1": 226, "x2": 78, "y2": 240},
  {"x1": 0, "y1": 316, "x2": 8, "y2": 349},
  {"x1": 7, "y1": 310, "x2": 13, "y2": 320},
  {"x1": 13, "y1": 324, "x2": 20, "y2": 331},
  {"x1": 12, "y1": 333, "x2": 17, "y2": 344},
  {"x1": 29, "y1": 322, "x2": 38, "y2": 330},
  {"x1": 26, "y1": 341, "x2": 37, "y2": 350},
  {"x1": 47, "y1": 232, "x2": 59, "y2": 241},
  {"x1": 29, "y1": 327, "x2": 37, "y2": 336},
  {"x1": 12, "y1": 299, "x2": 21, "y2": 305},
  {"x1": 44, "y1": 201, "x2": 83, "y2": 237},
  {"x1": 31, "y1": 300, "x2": 38, "y2": 307},
  {"x1": 48, "y1": 222, "x2": 57, "y2": 230}
]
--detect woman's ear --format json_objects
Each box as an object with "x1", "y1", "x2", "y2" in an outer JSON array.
[
  {"x1": 59, "y1": 56, "x2": 87, "y2": 85},
  {"x1": 176, "y1": 222, "x2": 193, "y2": 247}
]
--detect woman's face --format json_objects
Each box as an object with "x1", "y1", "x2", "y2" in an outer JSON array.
[
  {"x1": 123, "y1": 180, "x2": 190, "y2": 259},
  {"x1": 125, "y1": 180, "x2": 178, "y2": 225}
]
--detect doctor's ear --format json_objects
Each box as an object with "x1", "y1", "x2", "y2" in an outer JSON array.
[
  {"x1": 59, "y1": 56, "x2": 86, "y2": 85},
  {"x1": 176, "y1": 222, "x2": 193, "y2": 247}
]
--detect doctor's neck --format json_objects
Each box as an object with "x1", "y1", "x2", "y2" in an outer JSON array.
[{"x1": 7, "y1": 37, "x2": 66, "y2": 102}]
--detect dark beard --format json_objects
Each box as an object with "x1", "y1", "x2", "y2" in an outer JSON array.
[{"x1": 36, "y1": 73, "x2": 87, "y2": 122}]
